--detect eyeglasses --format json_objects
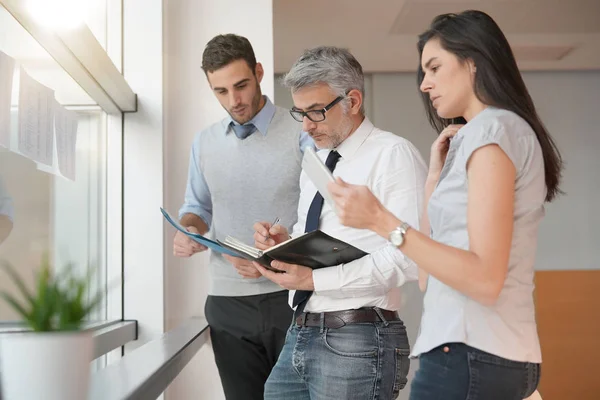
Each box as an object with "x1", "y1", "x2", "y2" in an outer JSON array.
[{"x1": 289, "y1": 96, "x2": 344, "y2": 123}]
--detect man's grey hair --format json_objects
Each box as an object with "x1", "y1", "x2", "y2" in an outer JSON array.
[{"x1": 282, "y1": 46, "x2": 365, "y2": 114}]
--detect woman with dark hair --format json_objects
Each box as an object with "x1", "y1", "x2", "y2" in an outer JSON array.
[{"x1": 327, "y1": 10, "x2": 562, "y2": 399}]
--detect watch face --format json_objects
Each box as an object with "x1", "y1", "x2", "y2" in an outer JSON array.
[{"x1": 390, "y1": 229, "x2": 404, "y2": 247}]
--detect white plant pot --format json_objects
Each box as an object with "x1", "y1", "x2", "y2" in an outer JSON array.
[{"x1": 0, "y1": 330, "x2": 93, "y2": 400}]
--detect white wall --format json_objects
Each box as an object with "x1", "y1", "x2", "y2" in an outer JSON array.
[
  {"x1": 163, "y1": 1, "x2": 274, "y2": 399},
  {"x1": 524, "y1": 71, "x2": 600, "y2": 271},
  {"x1": 122, "y1": 0, "x2": 165, "y2": 356}
]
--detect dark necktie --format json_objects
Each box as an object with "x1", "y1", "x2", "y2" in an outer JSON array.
[
  {"x1": 231, "y1": 122, "x2": 256, "y2": 139},
  {"x1": 292, "y1": 150, "x2": 341, "y2": 316}
]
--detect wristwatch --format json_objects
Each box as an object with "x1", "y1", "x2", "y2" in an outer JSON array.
[{"x1": 389, "y1": 222, "x2": 411, "y2": 248}]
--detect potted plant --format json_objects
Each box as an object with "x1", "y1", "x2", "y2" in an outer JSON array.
[{"x1": 0, "y1": 254, "x2": 104, "y2": 400}]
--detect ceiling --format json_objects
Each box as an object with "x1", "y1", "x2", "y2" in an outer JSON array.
[{"x1": 273, "y1": 0, "x2": 600, "y2": 73}]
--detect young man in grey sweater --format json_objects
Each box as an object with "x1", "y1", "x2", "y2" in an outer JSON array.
[{"x1": 173, "y1": 34, "x2": 312, "y2": 400}]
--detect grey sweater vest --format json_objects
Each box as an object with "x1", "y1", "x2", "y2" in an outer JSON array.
[{"x1": 198, "y1": 107, "x2": 303, "y2": 296}]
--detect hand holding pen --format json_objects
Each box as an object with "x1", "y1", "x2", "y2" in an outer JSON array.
[
  {"x1": 264, "y1": 216, "x2": 280, "y2": 240},
  {"x1": 253, "y1": 217, "x2": 290, "y2": 250}
]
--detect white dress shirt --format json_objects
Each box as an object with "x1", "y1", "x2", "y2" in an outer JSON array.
[{"x1": 290, "y1": 117, "x2": 428, "y2": 313}]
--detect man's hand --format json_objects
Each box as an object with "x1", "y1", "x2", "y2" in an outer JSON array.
[
  {"x1": 223, "y1": 254, "x2": 262, "y2": 279},
  {"x1": 173, "y1": 226, "x2": 207, "y2": 257},
  {"x1": 253, "y1": 261, "x2": 314, "y2": 291},
  {"x1": 253, "y1": 221, "x2": 290, "y2": 250}
]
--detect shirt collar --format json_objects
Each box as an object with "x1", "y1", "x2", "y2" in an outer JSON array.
[
  {"x1": 223, "y1": 95, "x2": 275, "y2": 137},
  {"x1": 333, "y1": 117, "x2": 374, "y2": 160}
]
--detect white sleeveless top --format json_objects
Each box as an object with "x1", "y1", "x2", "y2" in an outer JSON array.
[{"x1": 411, "y1": 107, "x2": 545, "y2": 363}]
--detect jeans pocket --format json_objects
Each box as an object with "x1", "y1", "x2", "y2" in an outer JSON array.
[
  {"x1": 322, "y1": 324, "x2": 378, "y2": 358},
  {"x1": 466, "y1": 350, "x2": 529, "y2": 400},
  {"x1": 393, "y1": 348, "x2": 410, "y2": 396},
  {"x1": 522, "y1": 363, "x2": 541, "y2": 399}
]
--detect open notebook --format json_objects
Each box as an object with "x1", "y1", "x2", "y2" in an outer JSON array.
[
  {"x1": 162, "y1": 207, "x2": 367, "y2": 272},
  {"x1": 218, "y1": 230, "x2": 368, "y2": 271}
]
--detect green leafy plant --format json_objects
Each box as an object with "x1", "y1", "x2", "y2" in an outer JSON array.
[{"x1": 0, "y1": 254, "x2": 104, "y2": 331}]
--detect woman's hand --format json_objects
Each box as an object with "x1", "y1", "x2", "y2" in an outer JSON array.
[
  {"x1": 328, "y1": 177, "x2": 385, "y2": 230},
  {"x1": 428, "y1": 124, "x2": 463, "y2": 179}
]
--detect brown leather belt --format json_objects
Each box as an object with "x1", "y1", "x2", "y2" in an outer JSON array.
[{"x1": 295, "y1": 308, "x2": 400, "y2": 329}]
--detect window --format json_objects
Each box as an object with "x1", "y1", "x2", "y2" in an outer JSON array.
[{"x1": 0, "y1": 1, "x2": 124, "y2": 327}]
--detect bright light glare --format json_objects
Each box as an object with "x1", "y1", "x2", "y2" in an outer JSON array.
[{"x1": 26, "y1": 0, "x2": 86, "y2": 31}]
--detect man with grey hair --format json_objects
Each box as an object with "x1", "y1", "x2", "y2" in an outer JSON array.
[{"x1": 252, "y1": 46, "x2": 428, "y2": 399}]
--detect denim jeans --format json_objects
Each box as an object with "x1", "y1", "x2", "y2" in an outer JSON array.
[
  {"x1": 264, "y1": 319, "x2": 410, "y2": 400},
  {"x1": 409, "y1": 343, "x2": 541, "y2": 400}
]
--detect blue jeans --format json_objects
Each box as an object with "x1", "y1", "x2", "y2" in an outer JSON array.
[
  {"x1": 409, "y1": 343, "x2": 541, "y2": 400},
  {"x1": 264, "y1": 319, "x2": 410, "y2": 400}
]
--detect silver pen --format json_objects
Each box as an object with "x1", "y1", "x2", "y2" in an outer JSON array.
[{"x1": 265, "y1": 216, "x2": 280, "y2": 241}]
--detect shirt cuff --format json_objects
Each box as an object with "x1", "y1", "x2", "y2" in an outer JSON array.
[
  {"x1": 177, "y1": 206, "x2": 211, "y2": 228},
  {"x1": 313, "y1": 265, "x2": 343, "y2": 295}
]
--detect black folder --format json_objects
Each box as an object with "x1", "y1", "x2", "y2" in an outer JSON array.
[{"x1": 217, "y1": 230, "x2": 368, "y2": 272}]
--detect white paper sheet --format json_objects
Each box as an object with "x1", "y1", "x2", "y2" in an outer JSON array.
[
  {"x1": 0, "y1": 51, "x2": 14, "y2": 149},
  {"x1": 54, "y1": 101, "x2": 78, "y2": 181},
  {"x1": 301, "y1": 146, "x2": 337, "y2": 212},
  {"x1": 17, "y1": 67, "x2": 55, "y2": 166}
]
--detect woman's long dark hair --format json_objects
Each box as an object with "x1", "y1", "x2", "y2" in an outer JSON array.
[{"x1": 417, "y1": 10, "x2": 563, "y2": 202}]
